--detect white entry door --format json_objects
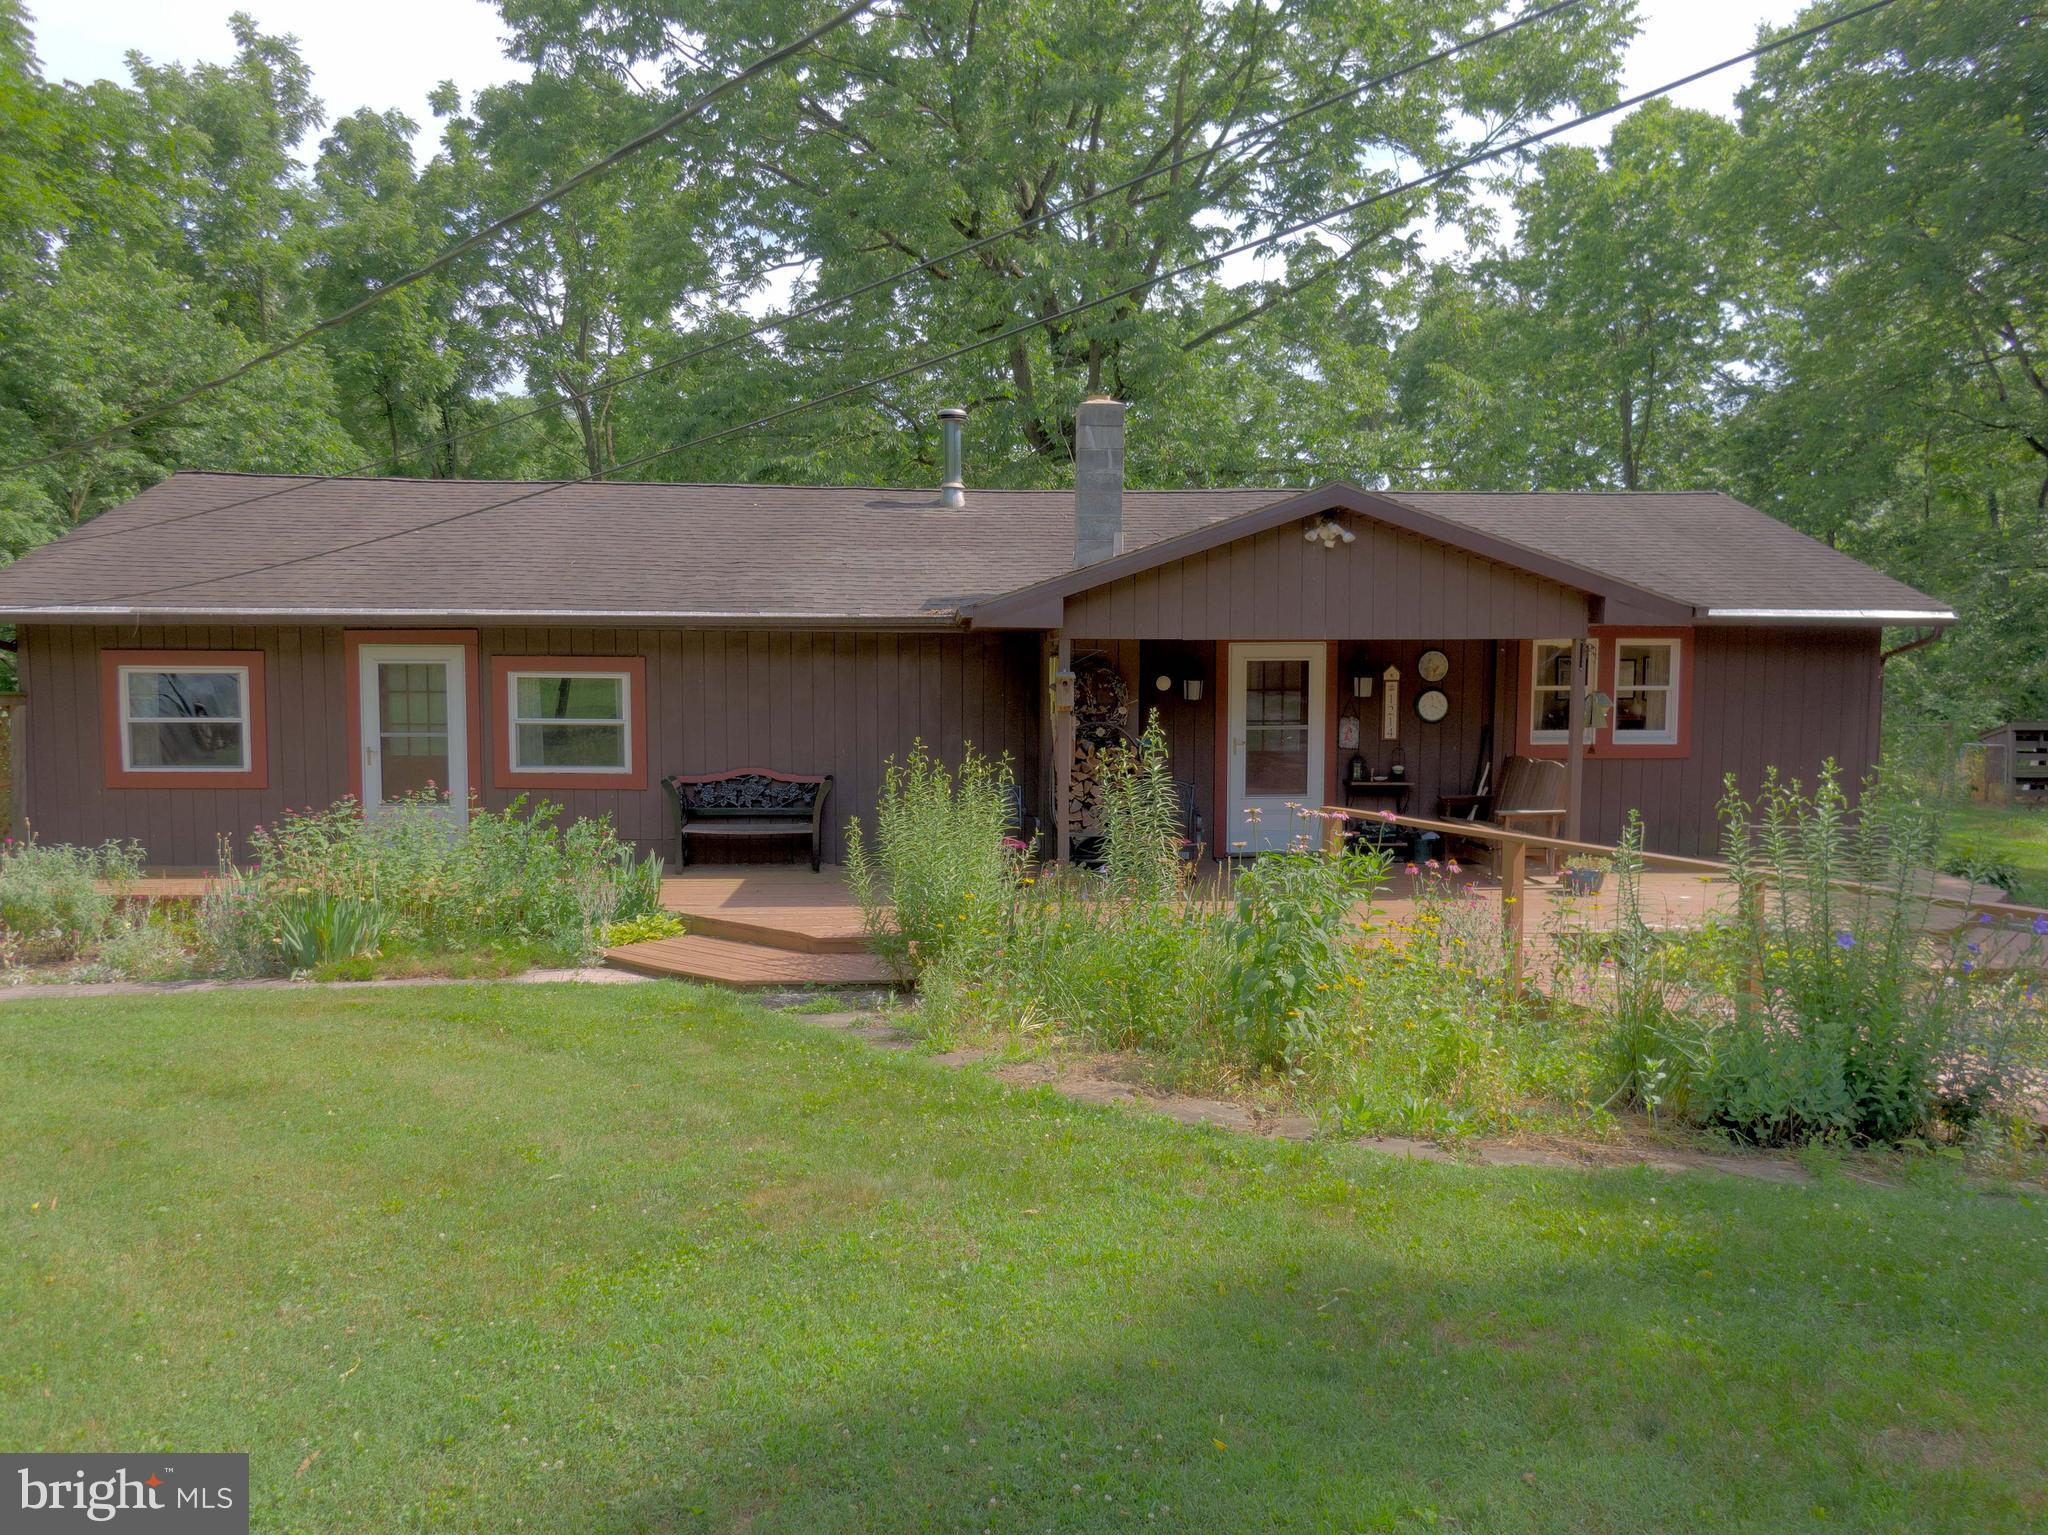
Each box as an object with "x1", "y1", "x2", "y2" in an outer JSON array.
[
  {"x1": 1225, "y1": 642, "x2": 1326, "y2": 854},
  {"x1": 358, "y1": 644, "x2": 468, "y2": 821}
]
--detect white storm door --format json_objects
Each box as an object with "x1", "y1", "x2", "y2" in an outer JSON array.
[
  {"x1": 358, "y1": 644, "x2": 468, "y2": 821},
  {"x1": 1225, "y1": 642, "x2": 1326, "y2": 854}
]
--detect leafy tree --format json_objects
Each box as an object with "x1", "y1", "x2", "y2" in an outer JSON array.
[
  {"x1": 1726, "y1": 0, "x2": 2048, "y2": 734},
  {"x1": 0, "y1": 249, "x2": 355, "y2": 545},
  {"x1": 1391, "y1": 100, "x2": 1748, "y2": 490},
  {"x1": 498, "y1": 0, "x2": 1634, "y2": 485}
]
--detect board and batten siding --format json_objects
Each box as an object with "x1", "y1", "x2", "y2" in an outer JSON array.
[
  {"x1": 19, "y1": 624, "x2": 1043, "y2": 867},
  {"x1": 1096, "y1": 629, "x2": 1882, "y2": 859},
  {"x1": 1062, "y1": 517, "x2": 1592, "y2": 640},
  {"x1": 1490, "y1": 625, "x2": 1886, "y2": 857}
]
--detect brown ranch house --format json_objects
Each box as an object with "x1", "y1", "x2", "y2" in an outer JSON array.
[{"x1": 0, "y1": 402, "x2": 1952, "y2": 873}]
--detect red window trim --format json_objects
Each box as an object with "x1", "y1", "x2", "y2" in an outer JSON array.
[
  {"x1": 1514, "y1": 626, "x2": 1694, "y2": 761},
  {"x1": 100, "y1": 649, "x2": 269, "y2": 790},
  {"x1": 343, "y1": 630, "x2": 483, "y2": 808},
  {"x1": 489, "y1": 655, "x2": 648, "y2": 791}
]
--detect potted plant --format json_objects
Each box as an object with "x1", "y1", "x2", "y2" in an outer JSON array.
[{"x1": 1561, "y1": 853, "x2": 1611, "y2": 896}]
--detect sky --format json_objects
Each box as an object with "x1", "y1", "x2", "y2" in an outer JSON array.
[{"x1": 32, "y1": 0, "x2": 1810, "y2": 288}]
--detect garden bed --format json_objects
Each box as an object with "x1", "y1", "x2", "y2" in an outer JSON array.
[
  {"x1": 0, "y1": 793, "x2": 678, "y2": 984},
  {"x1": 851, "y1": 732, "x2": 2048, "y2": 1164}
]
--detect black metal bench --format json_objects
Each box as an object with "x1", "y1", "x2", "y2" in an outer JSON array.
[{"x1": 663, "y1": 769, "x2": 834, "y2": 871}]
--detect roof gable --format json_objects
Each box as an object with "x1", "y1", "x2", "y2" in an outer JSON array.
[{"x1": 962, "y1": 483, "x2": 1692, "y2": 631}]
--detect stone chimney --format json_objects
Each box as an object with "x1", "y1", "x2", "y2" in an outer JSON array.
[
  {"x1": 1073, "y1": 396, "x2": 1126, "y2": 566},
  {"x1": 937, "y1": 407, "x2": 966, "y2": 509}
]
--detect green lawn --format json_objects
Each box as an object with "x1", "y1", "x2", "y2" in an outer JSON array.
[
  {"x1": 1944, "y1": 800, "x2": 2048, "y2": 906},
  {"x1": 3, "y1": 986, "x2": 2045, "y2": 1533}
]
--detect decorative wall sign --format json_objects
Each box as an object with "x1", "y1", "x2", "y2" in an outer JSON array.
[
  {"x1": 1415, "y1": 688, "x2": 1450, "y2": 723},
  {"x1": 1417, "y1": 648, "x2": 1450, "y2": 682},
  {"x1": 1337, "y1": 711, "x2": 1361, "y2": 750},
  {"x1": 1381, "y1": 665, "x2": 1401, "y2": 740}
]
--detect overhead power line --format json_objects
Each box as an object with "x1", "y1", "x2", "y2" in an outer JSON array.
[
  {"x1": 49, "y1": 0, "x2": 1899, "y2": 611},
  {"x1": 0, "y1": 0, "x2": 881, "y2": 476},
  {"x1": 63, "y1": 0, "x2": 1593, "y2": 548}
]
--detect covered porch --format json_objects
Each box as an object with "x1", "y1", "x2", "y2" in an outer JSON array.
[
  {"x1": 1047, "y1": 633, "x2": 1606, "y2": 867},
  {"x1": 976, "y1": 484, "x2": 1680, "y2": 868}
]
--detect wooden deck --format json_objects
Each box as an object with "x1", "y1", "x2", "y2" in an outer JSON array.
[
  {"x1": 602, "y1": 862, "x2": 1743, "y2": 988},
  {"x1": 601, "y1": 867, "x2": 894, "y2": 987}
]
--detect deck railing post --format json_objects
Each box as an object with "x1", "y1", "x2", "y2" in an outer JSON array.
[
  {"x1": 1502, "y1": 840, "x2": 1529, "y2": 996},
  {"x1": 1052, "y1": 633, "x2": 1074, "y2": 865}
]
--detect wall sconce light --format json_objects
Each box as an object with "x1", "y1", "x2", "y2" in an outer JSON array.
[
  {"x1": 1181, "y1": 677, "x2": 1204, "y2": 703},
  {"x1": 1350, "y1": 673, "x2": 1374, "y2": 699}
]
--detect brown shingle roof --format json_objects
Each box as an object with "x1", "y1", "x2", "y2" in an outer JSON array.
[{"x1": 0, "y1": 472, "x2": 1949, "y2": 625}]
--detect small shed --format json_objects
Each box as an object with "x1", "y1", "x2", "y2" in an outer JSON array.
[{"x1": 1978, "y1": 721, "x2": 2048, "y2": 805}]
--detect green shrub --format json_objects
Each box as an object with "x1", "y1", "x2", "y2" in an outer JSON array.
[
  {"x1": 0, "y1": 837, "x2": 145, "y2": 959},
  {"x1": 1603, "y1": 764, "x2": 2048, "y2": 1145},
  {"x1": 76, "y1": 914, "x2": 193, "y2": 982},
  {"x1": 191, "y1": 862, "x2": 277, "y2": 977},
  {"x1": 1098, "y1": 715, "x2": 1185, "y2": 903},
  {"x1": 599, "y1": 910, "x2": 686, "y2": 947},
  {"x1": 1222, "y1": 829, "x2": 1387, "y2": 1072},
  {"x1": 275, "y1": 892, "x2": 385, "y2": 971},
  {"x1": 844, "y1": 740, "x2": 1022, "y2": 977},
  {"x1": 244, "y1": 793, "x2": 659, "y2": 966}
]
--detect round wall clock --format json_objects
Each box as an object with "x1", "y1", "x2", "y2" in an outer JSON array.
[
  {"x1": 1415, "y1": 688, "x2": 1450, "y2": 723},
  {"x1": 1416, "y1": 649, "x2": 1450, "y2": 682}
]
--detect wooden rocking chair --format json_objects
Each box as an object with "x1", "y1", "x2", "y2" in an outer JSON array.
[{"x1": 1438, "y1": 754, "x2": 1568, "y2": 873}]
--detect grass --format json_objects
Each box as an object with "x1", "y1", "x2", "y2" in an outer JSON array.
[
  {"x1": 3, "y1": 985, "x2": 2046, "y2": 1533},
  {"x1": 1943, "y1": 800, "x2": 2048, "y2": 906}
]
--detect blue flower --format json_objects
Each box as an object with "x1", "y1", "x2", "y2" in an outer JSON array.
[
  {"x1": 2034, "y1": 916, "x2": 2048, "y2": 938},
  {"x1": 1834, "y1": 932, "x2": 1856, "y2": 950},
  {"x1": 1967, "y1": 941, "x2": 1981, "y2": 954}
]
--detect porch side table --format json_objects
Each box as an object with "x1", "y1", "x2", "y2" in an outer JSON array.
[{"x1": 1341, "y1": 779, "x2": 1412, "y2": 857}]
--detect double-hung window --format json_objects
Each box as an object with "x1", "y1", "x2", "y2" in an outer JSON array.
[
  {"x1": 1612, "y1": 638, "x2": 1681, "y2": 745},
  {"x1": 509, "y1": 671, "x2": 630, "y2": 772},
  {"x1": 491, "y1": 656, "x2": 648, "y2": 788},
  {"x1": 1528, "y1": 639, "x2": 1598, "y2": 745},
  {"x1": 101, "y1": 649, "x2": 268, "y2": 788},
  {"x1": 121, "y1": 666, "x2": 250, "y2": 771}
]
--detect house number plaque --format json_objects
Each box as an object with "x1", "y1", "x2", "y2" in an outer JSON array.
[{"x1": 1381, "y1": 665, "x2": 1400, "y2": 740}]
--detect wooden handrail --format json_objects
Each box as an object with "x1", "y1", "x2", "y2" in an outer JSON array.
[{"x1": 1322, "y1": 806, "x2": 2048, "y2": 924}]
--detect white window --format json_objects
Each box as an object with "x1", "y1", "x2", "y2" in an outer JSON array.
[
  {"x1": 507, "y1": 671, "x2": 630, "y2": 772},
  {"x1": 1613, "y1": 638, "x2": 1681, "y2": 744},
  {"x1": 1528, "y1": 639, "x2": 1597, "y2": 744},
  {"x1": 119, "y1": 666, "x2": 250, "y2": 772}
]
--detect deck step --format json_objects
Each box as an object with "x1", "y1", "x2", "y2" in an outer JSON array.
[
  {"x1": 604, "y1": 933, "x2": 896, "y2": 988},
  {"x1": 677, "y1": 910, "x2": 871, "y2": 954}
]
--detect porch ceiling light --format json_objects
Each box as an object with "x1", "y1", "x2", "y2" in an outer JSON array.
[{"x1": 1302, "y1": 515, "x2": 1355, "y2": 549}]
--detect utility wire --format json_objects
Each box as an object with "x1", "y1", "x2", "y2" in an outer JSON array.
[
  {"x1": 46, "y1": 0, "x2": 1898, "y2": 610},
  {"x1": 62, "y1": 0, "x2": 1593, "y2": 547},
  {"x1": 1, "y1": 0, "x2": 881, "y2": 476}
]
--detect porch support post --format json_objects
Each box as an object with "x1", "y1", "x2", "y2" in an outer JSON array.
[
  {"x1": 1564, "y1": 637, "x2": 1588, "y2": 843},
  {"x1": 0, "y1": 691, "x2": 23, "y2": 839},
  {"x1": 1052, "y1": 632, "x2": 1074, "y2": 864}
]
